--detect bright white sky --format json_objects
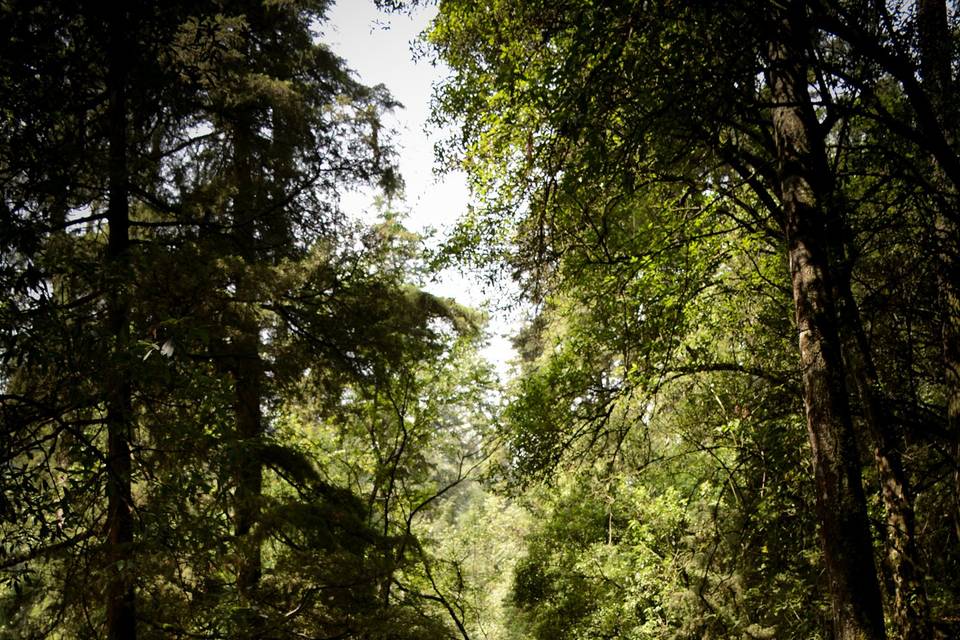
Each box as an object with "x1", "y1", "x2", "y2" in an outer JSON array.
[
  {"x1": 325, "y1": 2, "x2": 463, "y2": 235},
  {"x1": 325, "y1": 1, "x2": 518, "y2": 376}
]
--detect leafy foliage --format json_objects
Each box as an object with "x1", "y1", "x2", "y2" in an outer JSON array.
[{"x1": 426, "y1": 0, "x2": 960, "y2": 638}]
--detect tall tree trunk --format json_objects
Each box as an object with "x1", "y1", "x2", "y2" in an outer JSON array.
[
  {"x1": 104, "y1": 7, "x2": 136, "y2": 638},
  {"x1": 819, "y1": 6, "x2": 932, "y2": 634},
  {"x1": 834, "y1": 274, "x2": 930, "y2": 640},
  {"x1": 234, "y1": 333, "x2": 263, "y2": 604},
  {"x1": 231, "y1": 120, "x2": 264, "y2": 626},
  {"x1": 767, "y1": 5, "x2": 886, "y2": 639},
  {"x1": 234, "y1": 326, "x2": 263, "y2": 600}
]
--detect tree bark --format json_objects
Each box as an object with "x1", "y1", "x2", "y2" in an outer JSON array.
[
  {"x1": 234, "y1": 327, "x2": 263, "y2": 600},
  {"x1": 104, "y1": 6, "x2": 136, "y2": 638},
  {"x1": 834, "y1": 274, "x2": 930, "y2": 640},
  {"x1": 766, "y1": 5, "x2": 886, "y2": 639},
  {"x1": 231, "y1": 119, "x2": 264, "y2": 627}
]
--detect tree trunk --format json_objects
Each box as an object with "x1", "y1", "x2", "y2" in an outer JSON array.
[
  {"x1": 834, "y1": 275, "x2": 930, "y2": 640},
  {"x1": 234, "y1": 328, "x2": 263, "y2": 599},
  {"x1": 767, "y1": 5, "x2": 886, "y2": 639},
  {"x1": 104, "y1": 7, "x2": 136, "y2": 638},
  {"x1": 231, "y1": 120, "x2": 264, "y2": 633}
]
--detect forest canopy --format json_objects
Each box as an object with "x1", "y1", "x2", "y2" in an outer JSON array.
[{"x1": 2, "y1": 1, "x2": 960, "y2": 640}]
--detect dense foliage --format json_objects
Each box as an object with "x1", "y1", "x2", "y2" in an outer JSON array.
[
  {"x1": 424, "y1": 1, "x2": 960, "y2": 639},
  {"x1": 1, "y1": 1, "x2": 493, "y2": 638}
]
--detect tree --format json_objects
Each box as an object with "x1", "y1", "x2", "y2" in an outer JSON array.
[
  {"x1": 427, "y1": 1, "x2": 960, "y2": 637},
  {"x1": 1, "y1": 1, "x2": 480, "y2": 637},
  {"x1": 1, "y1": 2, "x2": 216, "y2": 635},
  {"x1": 766, "y1": 6, "x2": 884, "y2": 636}
]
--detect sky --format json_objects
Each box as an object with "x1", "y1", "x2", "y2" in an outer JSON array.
[
  {"x1": 324, "y1": 2, "x2": 464, "y2": 236},
  {"x1": 325, "y1": 1, "x2": 518, "y2": 376}
]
